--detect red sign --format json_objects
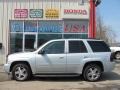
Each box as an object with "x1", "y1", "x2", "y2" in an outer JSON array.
[
  {"x1": 64, "y1": 9, "x2": 87, "y2": 15},
  {"x1": 64, "y1": 24, "x2": 87, "y2": 33},
  {"x1": 14, "y1": 9, "x2": 28, "y2": 18}
]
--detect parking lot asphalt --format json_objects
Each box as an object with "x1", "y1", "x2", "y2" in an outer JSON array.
[{"x1": 0, "y1": 61, "x2": 120, "y2": 90}]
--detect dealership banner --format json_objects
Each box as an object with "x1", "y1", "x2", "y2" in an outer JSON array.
[
  {"x1": 38, "y1": 21, "x2": 62, "y2": 33},
  {"x1": 30, "y1": 9, "x2": 43, "y2": 18},
  {"x1": 45, "y1": 9, "x2": 59, "y2": 18},
  {"x1": 10, "y1": 21, "x2": 23, "y2": 32},
  {"x1": 14, "y1": 9, "x2": 28, "y2": 18},
  {"x1": 64, "y1": 20, "x2": 88, "y2": 33},
  {"x1": 62, "y1": 6, "x2": 89, "y2": 19},
  {"x1": 24, "y1": 21, "x2": 37, "y2": 32}
]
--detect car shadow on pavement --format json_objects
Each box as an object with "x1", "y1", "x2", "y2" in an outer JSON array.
[
  {"x1": 115, "y1": 60, "x2": 120, "y2": 63},
  {"x1": 100, "y1": 72, "x2": 120, "y2": 81},
  {"x1": 29, "y1": 72, "x2": 120, "y2": 82},
  {"x1": 1, "y1": 72, "x2": 120, "y2": 82},
  {"x1": 31, "y1": 75, "x2": 84, "y2": 82}
]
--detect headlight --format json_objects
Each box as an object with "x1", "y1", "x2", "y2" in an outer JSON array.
[{"x1": 6, "y1": 57, "x2": 12, "y2": 64}]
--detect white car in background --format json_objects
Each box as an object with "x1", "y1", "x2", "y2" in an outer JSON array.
[{"x1": 110, "y1": 47, "x2": 120, "y2": 60}]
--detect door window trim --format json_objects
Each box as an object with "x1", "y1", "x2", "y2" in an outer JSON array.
[
  {"x1": 39, "y1": 40, "x2": 65, "y2": 54},
  {"x1": 68, "y1": 40, "x2": 88, "y2": 53}
]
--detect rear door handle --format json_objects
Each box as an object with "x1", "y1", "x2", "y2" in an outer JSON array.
[
  {"x1": 59, "y1": 57, "x2": 64, "y2": 59},
  {"x1": 84, "y1": 56, "x2": 89, "y2": 58}
]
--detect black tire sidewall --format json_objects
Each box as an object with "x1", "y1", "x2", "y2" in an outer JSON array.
[
  {"x1": 12, "y1": 63, "x2": 31, "y2": 81},
  {"x1": 83, "y1": 64, "x2": 102, "y2": 82}
]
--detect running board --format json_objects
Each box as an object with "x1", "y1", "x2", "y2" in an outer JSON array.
[{"x1": 34, "y1": 73, "x2": 80, "y2": 77}]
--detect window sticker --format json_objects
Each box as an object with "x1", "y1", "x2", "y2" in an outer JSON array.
[
  {"x1": 10, "y1": 21, "x2": 23, "y2": 32},
  {"x1": 38, "y1": 21, "x2": 63, "y2": 33}
]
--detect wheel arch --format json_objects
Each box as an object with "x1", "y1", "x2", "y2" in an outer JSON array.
[
  {"x1": 10, "y1": 61, "x2": 32, "y2": 74},
  {"x1": 82, "y1": 61, "x2": 104, "y2": 74}
]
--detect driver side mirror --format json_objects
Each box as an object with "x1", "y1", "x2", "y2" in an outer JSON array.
[{"x1": 38, "y1": 50, "x2": 45, "y2": 55}]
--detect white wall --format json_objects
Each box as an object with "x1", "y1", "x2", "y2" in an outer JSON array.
[{"x1": 0, "y1": 0, "x2": 89, "y2": 64}]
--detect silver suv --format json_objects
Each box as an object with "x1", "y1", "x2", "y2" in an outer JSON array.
[{"x1": 4, "y1": 39, "x2": 115, "y2": 81}]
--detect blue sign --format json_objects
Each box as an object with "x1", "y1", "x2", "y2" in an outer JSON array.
[
  {"x1": 10, "y1": 21, "x2": 23, "y2": 32},
  {"x1": 38, "y1": 21, "x2": 63, "y2": 33},
  {"x1": 30, "y1": 9, "x2": 43, "y2": 18},
  {"x1": 24, "y1": 21, "x2": 37, "y2": 32}
]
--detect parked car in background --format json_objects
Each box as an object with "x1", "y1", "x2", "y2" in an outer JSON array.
[
  {"x1": 4, "y1": 39, "x2": 115, "y2": 82},
  {"x1": 110, "y1": 47, "x2": 120, "y2": 60}
]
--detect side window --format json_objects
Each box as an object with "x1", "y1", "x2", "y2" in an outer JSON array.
[
  {"x1": 87, "y1": 41, "x2": 111, "y2": 52},
  {"x1": 69, "y1": 41, "x2": 87, "y2": 53},
  {"x1": 43, "y1": 41, "x2": 65, "y2": 54}
]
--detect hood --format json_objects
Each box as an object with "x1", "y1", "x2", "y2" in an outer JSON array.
[{"x1": 8, "y1": 52, "x2": 35, "y2": 61}]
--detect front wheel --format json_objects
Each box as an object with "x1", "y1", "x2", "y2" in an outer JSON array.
[
  {"x1": 83, "y1": 64, "x2": 102, "y2": 82},
  {"x1": 12, "y1": 63, "x2": 31, "y2": 81}
]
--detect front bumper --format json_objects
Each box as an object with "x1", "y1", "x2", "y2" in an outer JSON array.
[{"x1": 4, "y1": 63, "x2": 11, "y2": 74}]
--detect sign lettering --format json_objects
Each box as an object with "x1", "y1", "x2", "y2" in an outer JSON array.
[
  {"x1": 38, "y1": 21, "x2": 62, "y2": 33},
  {"x1": 45, "y1": 9, "x2": 59, "y2": 18},
  {"x1": 64, "y1": 9, "x2": 87, "y2": 15},
  {"x1": 64, "y1": 24, "x2": 86, "y2": 33},
  {"x1": 64, "y1": 21, "x2": 88, "y2": 33},
  {"x1": 30, "y1": 9, "x2": 43, "y2": 18},
  {"x1": 62, "y1": 6, "x2": 89, "y2": 19},
  {"x1": 10, "y1": 21, "x2": 23, "y2": 32},
  {"x1": 14, "y1": 9, "x2": 28, "y2": 18}
]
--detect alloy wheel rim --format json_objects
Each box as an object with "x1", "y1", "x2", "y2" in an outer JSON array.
[
  {"x1": 15, "y1": 65, "x2": 28, "y2": 80},
  {"x1": 87, "y1": 67, "x2": 100, "y2": 81}
]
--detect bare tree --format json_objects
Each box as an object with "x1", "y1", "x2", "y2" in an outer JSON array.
[{"x1": 96, "y1": 10, "x2": 117, "y2": 46}]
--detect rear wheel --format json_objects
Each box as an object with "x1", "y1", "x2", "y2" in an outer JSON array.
[
  {"x1": 12, "y1": 63, "x2": 31, "y2": 81},
  {"x1": 83, "y1": 64, "x2": 102, "y2": 82},
  {"x1": 115, "y1": 51, "x2": 120, "y2": 60}
]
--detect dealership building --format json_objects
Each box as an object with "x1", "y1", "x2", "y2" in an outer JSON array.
[{"x1": 0, "y1": 0, "x2": 100, "y2": 64}]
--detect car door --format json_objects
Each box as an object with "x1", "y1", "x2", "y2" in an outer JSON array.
[
  {"x1": 36, "y1": 40, "x2": 67, "y2": 73},
  {"x1": 66, "y1": 40, "x2": 89, "y2": 74}
]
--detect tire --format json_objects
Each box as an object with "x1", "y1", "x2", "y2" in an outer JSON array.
[
  {"x1": 12, "y1": 63, "x2": 32, "y2": 81},
  {"x1": 115, "y1": 51, "x2": 120, "y2": 60},
  {"x1": 83, "y1": 64, "x2": 102, "y2": 82}
]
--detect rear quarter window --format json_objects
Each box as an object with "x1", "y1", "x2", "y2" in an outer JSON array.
[{"x1": 87, "y1": 41, "x2": 111, "y2": 52}]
